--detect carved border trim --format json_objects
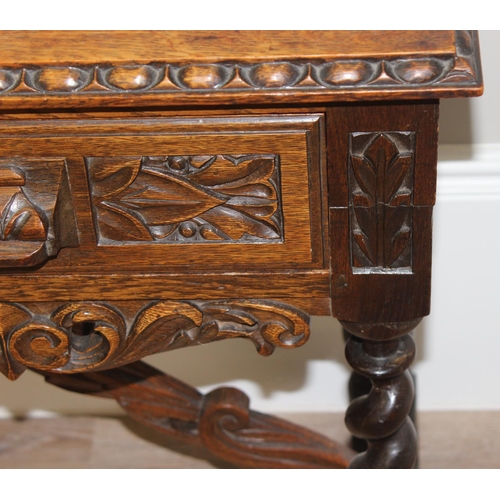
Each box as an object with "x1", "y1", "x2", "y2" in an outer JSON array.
[{"x1": 0, "y1": 32, "x2": 482, "y2": 103}]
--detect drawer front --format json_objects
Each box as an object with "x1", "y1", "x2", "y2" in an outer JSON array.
[{"x1": 0, "y1": 114, "x2": 327, "y2": 272}]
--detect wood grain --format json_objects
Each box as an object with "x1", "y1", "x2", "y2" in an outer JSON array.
[
  {"x1": 327, "y1": 102, "x2": 438, "y2": 323},
  {"x1": 0, "y1": 114, "x2": 327, "y2": 271},
  {"x1": 0, "y1": 31, "x2": 485, "y2": 469},
  {"x1": 0, "y1": 31, "x2": 482, "y2": 110},
  {"x1": 0, "y1": 300, "x2": 311, "y2": 378},
  {"x1": 0, "y1": 31, "x2": 457, "y2": 65},
  {"x1": 42, "y1": 360, "x2": 354, "y2": 468}
]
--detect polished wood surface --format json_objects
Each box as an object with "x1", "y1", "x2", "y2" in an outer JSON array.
[
  {"x1": 0, "y1": 31, "x2": 482, "y2": 110},
  {"x1": 0, "y1": 300, "x2": 310, "y2": 378},
  {"x1": 0, "y1": 31, "x2": 457, "y2": 64},
  {"x1": 43, "y1": 361, "x2": 353, "y2": 468},
  {"x1": 0, "y1": 31, "x2": 484, "y2": 468}
]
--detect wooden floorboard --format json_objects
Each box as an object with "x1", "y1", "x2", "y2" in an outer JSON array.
[{"x1": 0, "y1": 411, "x2": 498, "y2": 468}]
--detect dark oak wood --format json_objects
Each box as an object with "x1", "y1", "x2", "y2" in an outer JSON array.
[{"x1": 0, "y1": 31, "x2": 483, "y2": 469}]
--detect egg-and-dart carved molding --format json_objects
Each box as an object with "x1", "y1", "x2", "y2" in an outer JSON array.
[
  {"x1": 0, "y1": 299, "x2": 310, "y2": 380},
  {"x1": 85, "y1": 154, "x2": 283, "y2": 245},
  {"x1": 0, "y1": 32, "x2": 480, "y2": 101},
  {"x1": 349, "y1": 132, "x2": 415, "y2": 272}
]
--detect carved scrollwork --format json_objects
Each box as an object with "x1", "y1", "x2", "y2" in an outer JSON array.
[
  {"x1": 86, "y1": 155, "x2": 283, "y2": 244},
  {"x1": 0, "y1": 300, "x2": 309, "y2": 379},
  {"x1": 0, "y1": 32, "x2": 481, "y2": 101},
  {"x1": 0, "y1": 159, "x2": 79, "y2": 267},
  {"x1": 349, "y1": 132, "x2": 414, "y2": 272}
]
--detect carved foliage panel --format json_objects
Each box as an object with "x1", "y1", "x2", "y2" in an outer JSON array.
[
  {"x1": 349, "y1": 132, "x2": 415, "y2": 272},
  {"x1": 85, "y1": 155, "x2": 283, "y2": 244},
  {"x1": 0, "y1": 300, "x2": 310, "y2": 380}
]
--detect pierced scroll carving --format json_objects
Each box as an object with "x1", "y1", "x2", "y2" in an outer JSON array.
[
  {"x1": 349, "y1": 132, "x2": 415, "y2": 272},
  {"x1": 0, "y1": 32, "x2": 481, "y2": 104},
  {"x1": 43, "y1": 360, "x2": 353, "y2": 468},
  {"x1": 0, "y1": 159, "x2": 78, "y2": 267},
  {"x1": 85, "y1": 155, "x2": 283, "y2": 244},
  {"x1": 0, "y1": 300, "x2": 309, "y2": 380}
]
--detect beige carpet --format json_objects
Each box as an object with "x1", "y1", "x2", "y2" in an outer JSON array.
[{"x1": 0, "y1": 411, "x2": 498, "y2": 468}]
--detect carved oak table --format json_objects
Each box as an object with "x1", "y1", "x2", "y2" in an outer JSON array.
[{"x1": 0, "y1": 31, "x2": 483, "y2": 468}]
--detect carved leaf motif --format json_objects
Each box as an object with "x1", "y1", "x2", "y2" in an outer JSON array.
[
  {"x1": 351, "y1": 156, "x2": 376, "y2": 202},
  {"x1": 191, "y1": 157, "x2": 274, "y2": 188},
  {"x1": 384, "y1": 207, "x2": 411, "y2": 266},
  {"x1": 386, "y1": 154, "x2": 411, "y2": 205},
  {"x1": 365, "y1": 135, "x2": 399, "y2": 173},
  {"x1": 121, "y1": 302, "x2": 203, "y2": 363},
  {"x1": 117, "y1": 170, "x2": 225, "y2": 224},
  {"x1": 88, "y1": 155, "x2": 282, "y2": 243},
  {"x1": 0, "y1": 192, "x2": 47, "y2": 241},
  {"x1": 215, "y1": 183, "x2": 274, "y2": 198},
  {"x1": 202, "y1": 206, "x2": 280, "y2": 240},
  {"x1": 352, "y1": 207, "x2": 377, "y2": 266},
  {"x1": 88, "y1": 158, "x2": 142, "y2": 198},
  {"x1": 349, "y1": 133, "x2": 414, "y2": 270},
  {"x1": 96, "y1": 203, "x2": 154, "y2": 241}
]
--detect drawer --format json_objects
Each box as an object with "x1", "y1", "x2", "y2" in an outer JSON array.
[{"x1": 0, "y1": 114, "x2": 327, "y2": 272}]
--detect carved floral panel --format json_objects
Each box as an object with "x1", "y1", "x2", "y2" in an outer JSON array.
[
  {"x1": 348, "y1": 132, "x2": 415, "y2": 272},
  {"x1": 86, "y1": 155, "x2": 283, "y2": 245}
]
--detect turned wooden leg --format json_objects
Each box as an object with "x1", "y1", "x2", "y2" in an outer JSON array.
[
  {"x1": 343, "y1": 329, "x2": 418, "y2": 454},
  {"x1": 340, "y1": 319, "x2": 420, "y2": 469}
]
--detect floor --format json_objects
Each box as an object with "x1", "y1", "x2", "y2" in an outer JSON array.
[{"x1": 0, "y1": 411, "x2": 498, "y2": 468}]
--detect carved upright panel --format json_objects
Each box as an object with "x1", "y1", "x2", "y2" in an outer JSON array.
[
  {"x1": 348, "y1": 132, "x2": 414, "y2": 272},
  {"x1": 86, "y1": 155, "x2": 283, "y2": 244}
]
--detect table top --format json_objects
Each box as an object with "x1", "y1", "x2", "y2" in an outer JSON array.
[{"x1": 0, "y1": 30, "x2": 483, "y2": 109}]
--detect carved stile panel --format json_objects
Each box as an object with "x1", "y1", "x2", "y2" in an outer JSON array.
[
  {"x1": 349, "y1": 132, "x2": 415, "y2": 273},
  {"x1": 86, "y1": 155, "x2": 283, "y2": 244}
]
